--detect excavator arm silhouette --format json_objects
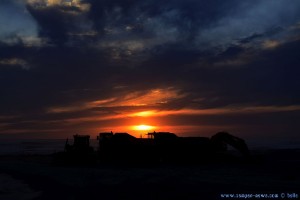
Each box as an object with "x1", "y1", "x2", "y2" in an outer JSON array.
[{"x1": 210, "y1": 132, "x2": 250, "y2": 157}]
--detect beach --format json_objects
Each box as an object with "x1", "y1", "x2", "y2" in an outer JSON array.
[{"x1": 0, "y1": 149, "x2": 299, "y2": 200}]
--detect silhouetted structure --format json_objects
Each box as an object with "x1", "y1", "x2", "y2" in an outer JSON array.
[
  {"x1": 97, "y1": 131, "x2": 250, "y2": 164},
  {"x1": 211, "y1": 132, "x2": 250, "y2": 157},
  {"x1": 54, "y1": 131, "x2": 250, "y2": 165},
  {"x1": 54, "y1": 134, "x2": 95, "y2": 165},
  {"x1": 65, "y1": 134, "x2": 92, "y2": 153}
]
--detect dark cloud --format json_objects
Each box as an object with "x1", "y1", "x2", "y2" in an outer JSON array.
[
  {"x1": 0, "y1": 0, "x2": 39, "y2": 45},
  {"x1": 0, "y1": 0, "x2": 300, "y2": 142}
]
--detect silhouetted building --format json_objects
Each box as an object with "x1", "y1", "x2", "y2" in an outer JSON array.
[
  {"x1": 97, "y1": 131, "x2": 250, "y2": 164},
  {"x1": 55, "y1": 131, "x2": 250, "y2": 165}
]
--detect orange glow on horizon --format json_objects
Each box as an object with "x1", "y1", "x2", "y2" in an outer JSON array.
[
  {"x1": 129, "y1": 110, "x2": 156, "y2": 117},
  {"x1": 132, "y1": 124, "x2": 155, "y2": 131}
]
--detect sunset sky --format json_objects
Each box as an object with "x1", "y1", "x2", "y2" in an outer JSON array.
[{"x1": 0, "y1": 0, "x2": 300, "y2": 145}]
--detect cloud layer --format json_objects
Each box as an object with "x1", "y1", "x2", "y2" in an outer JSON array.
[{"x1": 0, "y1": 0, "x2": 300, "y2": 144}]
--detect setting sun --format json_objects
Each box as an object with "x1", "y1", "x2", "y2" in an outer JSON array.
[{"x1": 132, "y1": 125, "x2": 155, "y2": 131}]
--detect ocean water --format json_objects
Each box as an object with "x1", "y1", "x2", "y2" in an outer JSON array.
[{"x1": 0, "y1": 139, "x2": 99, "y2": 155}]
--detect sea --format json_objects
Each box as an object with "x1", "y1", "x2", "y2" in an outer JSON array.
[
  {"x1": 0, "y1": 138, "x2": 299, "y2": 155},
  {"x1": 0, "y1": 139, "x2": 99, "y2": 155}
]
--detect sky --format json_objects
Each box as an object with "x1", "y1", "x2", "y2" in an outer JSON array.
[{"x1": 0, "y1": 0, "x2": 300, "y2": 146}]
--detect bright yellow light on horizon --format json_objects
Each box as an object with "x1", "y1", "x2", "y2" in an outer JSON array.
[{"x1": 132, "y1": 125, "x2": 155, "y2": 131}]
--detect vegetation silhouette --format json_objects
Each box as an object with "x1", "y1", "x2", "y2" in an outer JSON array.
[{"x1": 53, "y1": 131, "x2": 250, "y2": 166}]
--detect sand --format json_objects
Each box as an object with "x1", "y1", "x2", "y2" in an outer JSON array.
[{"x1": 0, "y1": 149, "x2": 299, "y2": 200}]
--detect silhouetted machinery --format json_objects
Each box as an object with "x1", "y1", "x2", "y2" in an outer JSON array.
[
  {"x1": 65, "y1": 134, "x2": 94, "y2": 153},
  {"x1": 54, "y1": 134, "x2": 95, "y2": 164},
  {"x1": 55, "y1": 131, "x2": 249, "y2": 164},
  {"x1": 97, "y1": 131, "x2": 250, "y2": 163}
]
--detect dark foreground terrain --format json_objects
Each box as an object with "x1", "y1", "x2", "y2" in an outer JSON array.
[{"x1": 0, "y1": 149, "x2": 299, "y2": 200}]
